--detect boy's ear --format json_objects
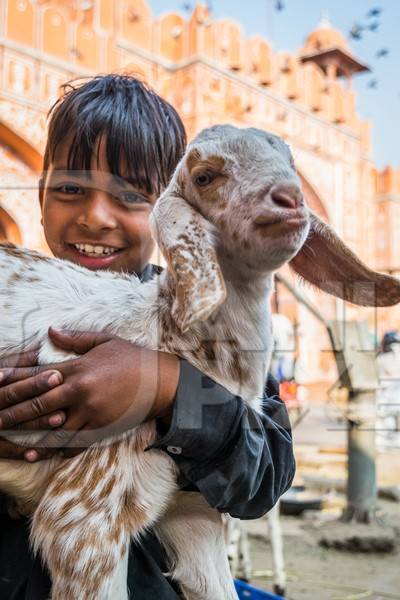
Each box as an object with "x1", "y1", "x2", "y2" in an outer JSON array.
[
  {"x1": 38, "y1": 178, "x2": 44, "y2": 211},
  {"x1": 150, "y1": 183, "x2": 226, "y2": 332},
  {"x1": 289, "y1": 213, "x2": 400, "y2": 307}
]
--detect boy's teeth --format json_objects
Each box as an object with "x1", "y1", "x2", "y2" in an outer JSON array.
[{"x1": 73, "y1": 243, "x2": 119, "y2": 256}]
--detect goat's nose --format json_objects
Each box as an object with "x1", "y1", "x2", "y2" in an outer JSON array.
[{"x1": 270, "y1": 183, "x2": 302, "y2": 210}]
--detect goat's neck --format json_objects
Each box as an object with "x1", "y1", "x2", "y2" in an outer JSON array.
[
  {"x1": 179, "y1": 248, "x2": 275, "y2": 404},
  {"x1": 217, "y1": 247, "x2": 274, "y2": 304}
]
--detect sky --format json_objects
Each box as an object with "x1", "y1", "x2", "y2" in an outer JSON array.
[{"x1": 149, "y1": 0, "x2": 400, "y2": 168}]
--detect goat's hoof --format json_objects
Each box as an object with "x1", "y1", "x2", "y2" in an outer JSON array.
[{"x1": 273, "y1": 584, "x2": 286, "y2": 597}]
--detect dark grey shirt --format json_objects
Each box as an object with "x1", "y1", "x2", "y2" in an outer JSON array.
[{"x1": 151, "y1": 362, "x2": 295, "y2": 519}]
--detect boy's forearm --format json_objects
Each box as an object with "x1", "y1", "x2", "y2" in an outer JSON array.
[{"x1": 146, "y1": 352, "x2": 180, "y2": 424}]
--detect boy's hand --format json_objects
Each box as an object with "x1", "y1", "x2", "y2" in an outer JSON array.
[{"x1": 0, "y1": 328, "x2": 179, "y2": 462}]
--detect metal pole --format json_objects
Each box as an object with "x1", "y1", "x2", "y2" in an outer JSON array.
[
  {"x1": 343, "y1": 390, "x2": 377, "y2": 523},
  {"x1": 276, "y1": 273, "x2": 378, "y2": 523}
]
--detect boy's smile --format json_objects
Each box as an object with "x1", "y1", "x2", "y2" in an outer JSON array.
[
  {"x1": 65, "y1": 241, "x2": 127, "y2": 270},
  {"x1": 40, "y1": 140, "x2": 157, "y2": 274}
]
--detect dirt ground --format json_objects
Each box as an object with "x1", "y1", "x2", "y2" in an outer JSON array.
[
  {"x1": 245, "y1": 387, "x2": 400, "y2": 600},
  {"x1": 247, "y1": 502, "x2": 400, "y2": 600}
]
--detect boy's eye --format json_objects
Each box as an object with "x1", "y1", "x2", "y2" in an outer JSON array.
[
  {"x1": 56, "y1": 183, "x2": 85, "y2": 195},
  {"x1": 117, "y1": 191, "x2": 150, "y2": 205}
]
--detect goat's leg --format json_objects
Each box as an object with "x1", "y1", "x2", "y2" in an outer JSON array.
[
  {"x1": 224, "y1": 518, "x2": 251, "y2": 582},
  {"x1": 237, "y1": 521, "x2": 252, "y2": 582},
  {"x1": 31, "y1": 427, "x2": 179, "y2": 600},
  {"x1": 31, "y1": 445, "x2": 135, "y2": 600},
  {"x1": 155, "y1": 492, "x2": 238, "y2": 600},
  {"x1": 225, "y1": 516, "x2": 241, "y2": 578},
  {"x1": 267, "y1": 502, "x2": 286, "y2": 596}
]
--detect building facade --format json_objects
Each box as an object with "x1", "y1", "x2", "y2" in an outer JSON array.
[{"x1": 1, "y1": 0, "x2": 399, "y2": 382}]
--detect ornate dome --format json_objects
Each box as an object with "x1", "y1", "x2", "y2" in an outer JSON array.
[{"x1": 302, "y1": 15, "x2": 348, "y2": 54}]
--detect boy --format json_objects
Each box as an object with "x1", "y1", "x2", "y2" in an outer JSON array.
[{"x1": 0, "y1": 75, "x2": 295, "y2": 599}]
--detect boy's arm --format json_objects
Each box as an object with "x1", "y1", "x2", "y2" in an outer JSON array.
[
  {"x1": 150, "y1": 361, "x2": 295, "y2": 519},
  {"x1": 0, "y1": 335, "x2": 295, "y2": 517}
]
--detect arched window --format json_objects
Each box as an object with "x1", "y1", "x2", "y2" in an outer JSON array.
[
  {"x1": 0, "y1": 206, "x2": 22, "y2": 244},
  {"x1": 0, "y1": 122, "x2": 40, "y2": 247},
  {"x1": 0, "y1": 220, "x2": 7, "y2": 242}
]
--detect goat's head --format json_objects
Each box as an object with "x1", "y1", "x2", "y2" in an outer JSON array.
[
  {"x1": 177, "y1": 125, "x2": 309, "y2": 271},
  {"x1": 151, "y1": 124, "x2": 400, "y2": 331}
]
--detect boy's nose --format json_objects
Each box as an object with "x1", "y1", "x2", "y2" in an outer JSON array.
[{"x1": 77, "y1": 192, "x2": 118, "y2": 232}]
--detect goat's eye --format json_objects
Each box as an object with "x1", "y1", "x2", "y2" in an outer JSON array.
[{"x1": 194, "y1": 172, "x2": 215, "y2": 187}]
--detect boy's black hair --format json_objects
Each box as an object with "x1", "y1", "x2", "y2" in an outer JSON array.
[{"x1": 43, "y1": 74, "x2": 187, "y2": 195}]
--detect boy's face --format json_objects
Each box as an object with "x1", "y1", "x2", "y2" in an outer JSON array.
[{"x1": 40, "y1": 139, "x2": 157, "y2": 274}]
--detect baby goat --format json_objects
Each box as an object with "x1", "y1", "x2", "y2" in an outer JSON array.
[{"x1": 0, "y1": 125, "x2": 399, "y2": 600}]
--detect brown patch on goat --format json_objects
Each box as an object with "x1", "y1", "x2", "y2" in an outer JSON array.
[
  {"x1": 230, "y1": 349, "x2": 250, "y2": 385},
  {"x1": 76, "y1": 530, "x2": 116, "y2": 593},
  {"x1": 82, "y1": 465, "x2": 110, "y2": 494},
  {"x1": 2, "y1": 244, "x2": 50, "y2": 264},
  {"x1": 168, "y1": 238, "x2": 203, "y2": 313},
  {"x1": 97, "y1": 475, "x2": 117, "y2": 500},
  {"x1": 57, "y1": 497, "x2": 77, "y2": 520},
  {"x1": 190, "y1": 156, "x2": 228, "y2": 204},
  {"x1": 50, "y1": 444, "x2": 120, "y2": 498},
  {"x1": 74, "y1": 530, "x2": 102, "y2": 555},
  {"x1": 217, "y1": 216, "x2": 227, "y2": 231},
  {"x1": 219, "y1": 336, "x2": 251, "y2": 385},
  {"x1": 51, "y1": 462, "x2": 87, "y2": 494},
  {"x1": 105, "y1": 442, "x2": 121, "y2": 469},
  {"x1": 199, "y1": 175, "x2": 226, "y2": 206},
  {"x1": 120, "y1": 490, "x2": 147, "y2": 532},
  {"x1": 186, "y1": 148, "x2": 202, "y2": 173},
  {"x1": 160, "y1": 305, "x2": 179, "y2": 351},
  {"x1": 202, "y1": 340, "x2": 216, "y2": 362},
  {"x1": 82, "y1": 495, "x2": 100, "y2": 512},
  {"x1": 201, "y1": 155, "x2": 226, "y2": 173},
  {"x1": 8, "y1": 272, "x2": 23, "y2": 284},
  {"x1": 176, "y1": 168, "x2": 186, "y2": 191}
]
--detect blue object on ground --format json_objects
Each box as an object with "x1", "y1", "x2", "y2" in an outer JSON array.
[{"x1": 234, "y1": 579, "x2": 285, "y2": 600}]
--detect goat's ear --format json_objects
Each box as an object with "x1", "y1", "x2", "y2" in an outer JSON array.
[
  {"x1": 290, "y1": 213, "x2": 400, "y2": 307},
  {"x1": 150, "y1": 186, "x2": 226, "y2": 332}
]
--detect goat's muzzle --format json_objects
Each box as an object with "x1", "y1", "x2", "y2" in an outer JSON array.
[{"x1": 270, "y1": 182, "x2": 303, "y2": 210}]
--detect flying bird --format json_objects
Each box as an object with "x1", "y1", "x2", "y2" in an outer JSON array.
[
  {"x1": 367, "y1": 7, "x2": 382, "y2": 18},
  {"x1": 182, "y1": 2, "x2": 192, "y2": 11},
  {"x1": 376, "y1": 48, "x2": 390, "y2": 58},
  {"x1": 349, "y1": 23, "x2": 363, "y2": 40},
  {"x1": 368, "y1": 21, "x2": 380, "y2": 32},
  {"x1": 367, "y1": 78, "x2": 378, "y2": 89},
  {"x1": 275, "y1": 0, "x2": 285, "y2": 11}
]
